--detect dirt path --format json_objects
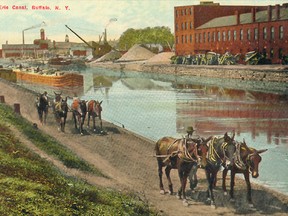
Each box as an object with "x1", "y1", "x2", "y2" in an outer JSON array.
[{"x1": 1, "y1": 79, "x2": 287, "y2": 216}]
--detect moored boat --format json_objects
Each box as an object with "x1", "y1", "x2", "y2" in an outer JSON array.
[{"x1": 12, "y1": 68, "x2": 83, "y2": 87}]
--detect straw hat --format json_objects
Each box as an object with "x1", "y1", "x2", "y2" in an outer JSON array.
[{"x1": 186, "y1": 126, "x2": 195, "y2": 133}]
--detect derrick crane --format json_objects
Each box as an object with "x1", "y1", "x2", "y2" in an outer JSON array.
[
  {"x1": 65, "y1": 25, "x2": 112, "y2": 58},
  {"x1": 22, "y1": 21, "x2": 46, "y2": 44}
]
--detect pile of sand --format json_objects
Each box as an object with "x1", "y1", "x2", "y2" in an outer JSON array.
[
  {"x1": 90, "y1": 50, "x2": 122, "y2": 64},
  {"x1": 116, "y1": 44, "x2": 155, "y2": 62},
  {"x1": 145, "y1": 52, "x2": 175, "y2": 64}
]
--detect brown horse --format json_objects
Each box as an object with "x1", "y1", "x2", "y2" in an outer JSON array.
[
  {"x1": 54, "y1": 96, "x2": 69, "y2": 132},
  {"x1": 35, "y1": 92, "x2": 49, "y2": 125},
  {"x1": 155, "y1": 136, "x2": 208, "y2": 206},
  {"x1": 71, "y1": 98, "x2": 87, "y2": 135},
  {"x1": 86, "y1": 100, "x2": 103, "y2": 133},
  {"x1": 222, "y1": 139, "x2": 267, "y2": 207}
]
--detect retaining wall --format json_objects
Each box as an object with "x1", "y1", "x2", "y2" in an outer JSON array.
[{"x1": 94, "y1": 62, "x2": 288, "y2": 83}]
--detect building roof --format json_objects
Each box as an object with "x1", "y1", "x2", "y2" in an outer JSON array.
[
  {"x1": 2, "y1": 44, "x2": 38, "y2": 49},
  {"x1": 197, "y1": 7, "x2": 288, "y2": 29}
]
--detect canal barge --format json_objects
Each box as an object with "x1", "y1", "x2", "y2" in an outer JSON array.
[{"x1": 10, "y1": 68, "x2": 83, "y2": 88}]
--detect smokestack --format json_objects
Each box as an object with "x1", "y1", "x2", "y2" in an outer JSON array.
[
  {"x1": 40, "y1": 29, "x2": 45, "y2": 40},
  {"x1": 275, "y1": 4, "x2": 280, "y2": 20},
  {"x1": 267, "y1": 5, "x2": 272, "y2": 21},
  {"x1": 235, "y1": 11, "x2": 240, "y2": 25},
  {"x1": 251, "y1": 7, "x2": 256, "y2": 23}
]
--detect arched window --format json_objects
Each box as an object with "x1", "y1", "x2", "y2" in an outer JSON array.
[
  {"x1": 263, "y1": 27, "x2": 267, "y2": 39},
  {"x1": 271, "y1": 27, "x2": 275, "y2": 40},
  {"x1": 254, "y1": 28, "x2": 258, "y2": 40},
  {"x1": 233, "y1": 30, "x2": 237, "y2": 41},
  {"x1": 247, "y1": 29, "x2": 251, "y2": 40},
  {"x1": 217, "y1": 31, "x2": 221, "y2": 41},
  {"x1": 228, "y1": 30, "x2": 231, "y2": 41},
  {"x1": 240, "y1": 29, "x2": 243, "y2": 40},
  {"x1": 279, "y1": 26, "x2": 284, "y2": 39}
]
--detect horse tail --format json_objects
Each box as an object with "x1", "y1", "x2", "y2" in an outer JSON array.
[{"x1": 155, "y1": 139, "x2": 161, "y2": 156}]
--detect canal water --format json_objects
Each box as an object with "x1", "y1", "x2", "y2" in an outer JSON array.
[{"x1": 15, "y1": 66, "x2": 288, "y2": 196}]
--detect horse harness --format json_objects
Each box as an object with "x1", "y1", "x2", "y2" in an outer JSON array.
[
  {"x1": 207, "y1": 136, "x2": 230, "y2": 166},
  {"x1": 234, "y1": 142, "x2": 257, "y2": 172},
  {"x1": 166, "y1": 138, "x2": 199, "y2": 163}
]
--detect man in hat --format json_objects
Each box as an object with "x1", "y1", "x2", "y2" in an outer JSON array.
[{"x1": 186, "y1": 126, "x2": 195, "y2": 139}]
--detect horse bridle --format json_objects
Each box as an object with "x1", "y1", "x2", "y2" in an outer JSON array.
[{"x1": 246, "y1": 151, "x2": 258, "y2": 173}]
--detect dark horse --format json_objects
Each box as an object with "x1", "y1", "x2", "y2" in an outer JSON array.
[
  {"x1": 71, "y1": 98, "x2": 87, "y2": 135},
  {"x1": 204, "y1": 132, "x2": 236, "y2": 208},
  {"x1": 35, "y1": 92, "x2": 49, "y2": 125},
  {"x1": 222, "y1": 139, "x2": 267, "y2": 207},
  {"x1": 86, "y1": 100, "x2": 103, "y2": 132},
  {"x1": 155, "y1": 136, "x2": 209, "y2": 206},
  {"x1": 54, "y1": 96, "x2": 69, "y2": 132}
]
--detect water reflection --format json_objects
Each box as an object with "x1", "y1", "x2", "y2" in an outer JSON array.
[
  {"x1": 174, "y1": 85, "x2": 288, "y2": 146},
  {"x1": 82, "y1": 68, "x2": 288, "y2": 195}
]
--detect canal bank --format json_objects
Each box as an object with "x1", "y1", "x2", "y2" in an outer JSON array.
[
  {"x1": 92, "y1": 62, "x2": 288, "y2": 83},
  {"x1": 1, "y1": 77, "x2": 288, "y2": 215}
]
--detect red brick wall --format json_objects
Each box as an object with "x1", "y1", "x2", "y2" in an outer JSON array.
[{"x1": 174, "y1": 4, "x2": 287, "y2": 63}]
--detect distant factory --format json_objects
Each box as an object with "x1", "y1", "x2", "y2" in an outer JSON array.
[
  {"x1": 0, "y1": 28, "x2": 92, "y2": 59},
  {"x1": 174, "y1": 1, "x2": 288, "y2": 63}
]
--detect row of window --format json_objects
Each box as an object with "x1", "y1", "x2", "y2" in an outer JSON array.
[
  {"x1": 176, "y1": 22, "x2": 193, "y2": 31},
  {"x1": 175, "y1": 8, "x2": 193, "y2": 17},
  {"x1": 176, "y1": 25, "x2": 284, "y2": 44}
]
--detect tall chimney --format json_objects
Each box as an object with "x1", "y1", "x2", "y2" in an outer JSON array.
[
  {"x1": 40, "y1": 29, "x2": 45, "y2": 40},
  {"x1": 251, "y1": 7, "x2": 256, "y2": 23},
  {"x1": 267, "y1": 5, "x2": 272, "y2": 21},
  {"x1": 275, "y1": 4, "x2": 280, "y2": 20},
  {"x1": 235, "y1": 11, "x2": 240, "y2": 25}
]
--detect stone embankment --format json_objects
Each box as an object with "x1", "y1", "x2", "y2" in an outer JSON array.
[{"x1": 93, "y1": 62, "x2": 288, "y2": 83}]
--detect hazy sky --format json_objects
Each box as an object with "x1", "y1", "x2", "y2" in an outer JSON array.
[{"x1": 0, "y1": 0, "x2": 287, "y2": 45}]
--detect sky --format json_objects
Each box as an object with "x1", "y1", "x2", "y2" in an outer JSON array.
[{"x1": 0, "y1": 0, "x2": 287, "y2": 46}]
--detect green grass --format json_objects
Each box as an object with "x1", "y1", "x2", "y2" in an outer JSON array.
[
  {"x1": 0, "y1": 103, "x2": 101, "y2": 175},
  {"x1": 0, "y1": 104, "x2": 157, "y2": 215}
]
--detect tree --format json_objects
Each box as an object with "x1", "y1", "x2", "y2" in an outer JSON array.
[{"x1": 117, "y1": 26, "x2": 174, "y2": 51}]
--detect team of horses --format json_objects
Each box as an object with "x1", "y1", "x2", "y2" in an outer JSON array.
[
  {"x1": 35, "y1": 92, "x2": 103, "y2": 135},
  {"x1": 35, "y1": 91, "x2": 268, "y2": 209},
  {"x1": 155, "y1": 132, "x2": 267, "y2": 209}
]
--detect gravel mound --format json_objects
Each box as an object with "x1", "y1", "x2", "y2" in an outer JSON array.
[
  {"x1": 145, "y1": 51, "x2": 175, "y2": 64},
  {"x1": 116, "y1": 44, "x2": 155, "y2": 62},
  {"x1": 90, "y1": 50, "x2": 122, "y2": 64}
]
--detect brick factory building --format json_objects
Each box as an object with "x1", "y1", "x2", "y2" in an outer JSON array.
[{"x1": 174, "y1": 1, "x2": 288, "y2": 63}]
